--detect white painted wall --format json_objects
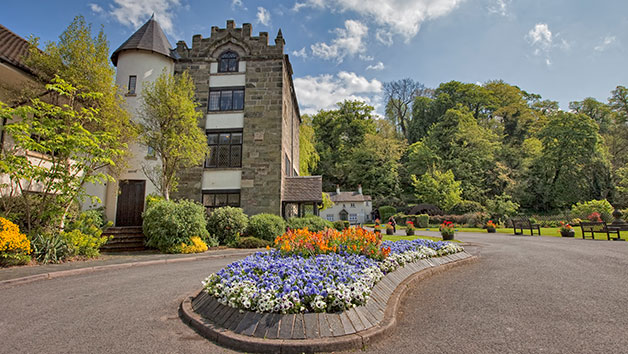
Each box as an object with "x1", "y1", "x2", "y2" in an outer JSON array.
[
  {"x1": 323, "y1": 200, "x2": 372, "y2": 224},
  {"x1": 202, "y1": 170, "x2": 242, "y2": 190},
  {"x1": 99, "y1": 50, "x2": 174, "y2": 223},
  {"x1": 209, "y1": 74, "x2": 245, "y2": 87},
  {"x1": 206, "y1": 112, "x2": 244, "y2": 129}
]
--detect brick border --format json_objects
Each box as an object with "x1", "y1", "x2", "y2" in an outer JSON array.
[
  {"x1": 180, "y1": 252, "x2": 477, "y2": 353},
  {"x1": 0, "y1": 250, "x2": 258, "y2": 287}
]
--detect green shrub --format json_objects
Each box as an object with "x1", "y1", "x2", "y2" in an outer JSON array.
[
  {"x1": 247, "y1": 214, "x2": 286, "y2": 241},
  {"x1": 145, "y1": 194, "x2": 165, "y2": 211},
  {"x1": 332, "y1": 220, "x2": 346, "y2": 231},
  {"x1": 235, "y1": 236, "x2": 272, "y2": 249},
  {"x1": 452, "y1": 200, "x2": 487, "y2": 214},
  {"x1": 287, "y1": 215, "x2": 333, "y2": 232},
  {"x1": 416, "y1": 214, "x2": 429, "y2": 228},
  {"x1": 206, "y1": 207, "x2": 249, "y2": 245},
  {"x1": 60, "y1": 229, "x2": 111, "y2": 258},
  {"x1": 571, "y1": 199, "x2": 614, "y2": 223},
  {"x1": 143, "y1": 199, "x2": 216, "y2": 253},
  {"x1": 0, "y1": 253, "x2": 31, "y2": 266},
  {"x1": 31, "y1": 233, "x2": 69, "y2": 263},
  {"x1": 378, "y1": 206, "x2": 397, "y2": 222},
  {"x1": 486, "y1": 194, "x2": 519, "y2": 224}
]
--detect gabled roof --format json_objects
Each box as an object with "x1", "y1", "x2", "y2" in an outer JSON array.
[
  {"x1": 0, "y1": 23, "x2": 36, "y2": 74},
  {"x1": 283, "y1": 176, "x2": 323, "y2": 203},
  {"x1": 111, "y1": 15, "x2": 173, "y2": 66},
  {"x1": 328, "y1": 191, "x2": 372, "y2": 202}
]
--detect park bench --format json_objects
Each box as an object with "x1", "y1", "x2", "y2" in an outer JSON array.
[
  {"x1": 510, "y1": 218, "x2": 541, "y2": 236},
  {"x1": 579, "y1": 221, "x2": 621, "y2": 240}
]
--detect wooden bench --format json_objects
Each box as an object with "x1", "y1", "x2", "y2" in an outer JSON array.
[
  {"x1": 510, "y1": 218, "x2": 541, "y2": 236},
  {"x1": 579, "y1": 221, "x2": 621, "y2": 240}
]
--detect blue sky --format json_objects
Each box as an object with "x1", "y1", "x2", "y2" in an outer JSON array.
[{"x1": 3, "y1": 0, "x2": 628, "y2": 115}]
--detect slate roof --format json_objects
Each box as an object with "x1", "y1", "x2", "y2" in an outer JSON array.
[
  {"x1": 283, "y1": 176, "x2": 323, "y2": 202},
  {"x1": 0, "y1": 23, "x2": 36, "y2": 74},
  {"x1": 111, "y1": 15, "x2": 173, "y2": 66},
  {"x1": 328, "y1": 191, "x2": 372, "y2": 202}
]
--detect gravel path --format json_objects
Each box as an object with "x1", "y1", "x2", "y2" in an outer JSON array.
[{"x1": 1, "y1": 233, "x2": 626, "y2": 353}]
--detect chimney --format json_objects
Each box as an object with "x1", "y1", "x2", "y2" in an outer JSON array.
[
  {"x1": 336, "y1": 185, "x2": 340, "y2": 194},
  {"x1": 358, "y1": 184, "x2": 362, "y2": 195}
]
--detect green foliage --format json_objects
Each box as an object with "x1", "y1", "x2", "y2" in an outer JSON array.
[
  {"x1": 412, "y1": 169, "x2": 462, "y2": 212},
  {"x1": 332, "y1": 220, "x2": 346, "y2": 231},
  {"x1": 138, "y1": 70, "x2": 208, "y2": 200},
  {"x1": 299, "y1": 114, "x2": 319, "y2": 175},
  {"x1": 571, "y1": 199, "x2": 614, "y2": 223},
  {"x1": 235, "y1": 237, "x2": 272, "y2": 249},
  {"x1": 287, "y1": 216, "x2": 333, "y2": 232},
  {"x1": 378, "y1": 206, "x2": 397, "y2": 222},
  {"x1": 31, "y1": 233, "x2": 70, "y2": 263},
  {"x1": 145, "y1": 194, "x2": 165, "y2": 211},
  {"x1": 416, "y1": 214, "x2": 429, "y2": 228},
  {"x1": 319, "y1": 193, "x2": 334, "y2": 211},
  {"x1": 0, "y1": 253, "x2": 31, "y2": 267},
  {"x1": 485, "y1": 193, "x2": 519, "y2": 224},
  {"x1": 143, "y1": 199, "x2": 215, "y2": 253},
  {"x1": 247, "y1": 214, "x2": 286, "y2": 242},
  {"x1": 0, "y1": 77, "x2": 125, "y2": 233},
  {"x1": 60, "y1": 229, "x2": 110, "y2": 258},
  {"x1": 206, "y1": 207, "x2": 248, "y2": 245},
  {"x1": 452, "y1": 200, "x2": 487, "y2": 214}
]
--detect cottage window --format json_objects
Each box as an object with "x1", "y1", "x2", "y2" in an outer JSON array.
[
  {"x1": 128, "y1": 75, "x2": 137, "y2": 94},
  {"x1": 218, "y1": 51, "x2": 239, "y2": 72},
  {"x1": 205, "y1": 131, "x2": 242, "y2": 168},
  {"x1": 203, "y1": 190, "x2": 240, "y2": 211},
  {"x1": 350, "y1": 203, "x2": 356, "y2": 208},
  {"x1": 326, "y1": 214, "x2": 334, "y2": 221},
  {"x1": 209, "y1": 87, "x2": 244, "y2": 111},
  {"x1": 349, "y1": 214, "x2": 358, "y2": 222}
]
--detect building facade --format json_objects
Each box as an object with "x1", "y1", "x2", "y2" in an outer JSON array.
[
  {"x1": 324, "y1": 186, "x2": 372, "y2": 224},
  {"x1": 99, "y1": 18, "x2": 321, "y2": 226}
]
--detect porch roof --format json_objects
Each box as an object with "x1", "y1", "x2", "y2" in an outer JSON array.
[{"x1": 282, "y1": 176, "x2": 323, "y2": 203}]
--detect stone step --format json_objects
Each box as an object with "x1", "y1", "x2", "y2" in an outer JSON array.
[
  {"x1": 102, "y1": 226, "x2": 143, "y2": 235},
  {"x1": 101, "y1": 227, "x2": 146, "y2": 251}
]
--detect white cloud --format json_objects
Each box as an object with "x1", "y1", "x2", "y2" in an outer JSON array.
[
  {"x1": 109, "y1": 0, "x2": 180, "y2": 36},
  {"x1": 256, "y1": 7, "x2": 271, "y2": 26},
  {"x1": 292, "y1": 47, "x2": 308, "y2": 58},
  {"x1": 526, "y1": 23, "x2": 554, "y2": 66},
  {"x1": 366, "y1": 61, "x2": 385, "y2": 70},
  {"x1": 375, "y1": 29, "x2": 393, "y2": 46},
  {"x1": 294, "y1": 0, "x2": 463, "y2": 43},
  {"x1": 594, "y1": 35, "x2": 616, "y2": 52},
  {"x1": 89, "y1": 3, "x2": 103, "y2": 13},
  {"x1": 231, "y1": 0, "x2": 246, "y2": 10},
  {"x1": 294, "y1": 71, "x2": 383, "y2": 114},
  {"x1": 359, "y1": 54, "x2": 374, "y2": 61},
  {"x1": 310, "y1": 20, "x2": 368, "y2": 62},
  {"x1": 488, "y1": 0, "x2": 509, "y2": 16}
]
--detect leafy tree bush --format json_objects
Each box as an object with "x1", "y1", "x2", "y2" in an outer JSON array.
[
  {"x1": 60, "y1": 230, "x2": 111, "y2": 258},
  {"x1": 486, "y1": 194, "x2": 520, "y2": 224},
  {"x1": 571, "y1": 199, "x2": 614, "y2": 222},
  {"x1": 378, "y1": 206, "x2": 397, "y2": 222},
  {"x1": 287, "y1": 216, "x2": 333, "y2": 232},
  {"x1": 452, "y1": 200, "x2": 487, "y2": 214},
  {"x1": 333, "y1": 220, "x2": 346, "y2": 231},
  {"x1": 143, "y1": 199, "x2": 215, "y2": 253},
  {"x1": 235, "y1": 237, "x2": 272, "y2": 249},
  {"x1": 416, "y1": 214, "x2": 429, "y2": 228},
  {"x1": 412, "y1": 169, "x2": 462, "y2": 213},
  {"x1": 206, "y1": 207, "x2": 248, "y2": 245},
  {"x1": 145, "y1": 194, "x2": 165, "y2": 211},
  {"x1": 247, "y1": 214, "x2": 286, "y2": 242}
]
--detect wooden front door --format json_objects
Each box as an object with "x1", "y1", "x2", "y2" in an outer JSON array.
[{"x1": 115, "y1": 180, "x2": 146, "y2": 226}]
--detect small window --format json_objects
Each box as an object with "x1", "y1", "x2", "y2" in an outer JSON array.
[
  {"x1": 349, "y1": 214, "x2": 358, "y2": 222},
  {"x1": 218, "y1": 51, "x2": 239, "y2": 73},
  {"x1": 128, "y1": 75, "x2": 137, "y2": 94},
  {"x1": 205, "y1": 131, "x2": 242, "y2": 168},
  {"x1": 350, "y1": 203, "x2": 356, "y2": 208},
  {"x1": 146, "y1": 146, "x2": 155, "y2": 158},
  {"x1": 203, "y1": 190, "x2": 241, "y2": 211},
  {"x1": 208, "y1": 88, "x2": 245, "y2": 111},
  {"x1": 326, "y1": 214, "x2": 334, "y2": 221}
]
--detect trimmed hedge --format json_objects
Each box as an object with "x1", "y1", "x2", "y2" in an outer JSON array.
[
  {"x1": 287, "y1": 215, "x2": 333, "y2": 232},
  {"x1": 378, "y1": 206, "x2": 397, "y2": 222},
  {"x1": 143, "y1": 199, "x2": 216, "y2": 253},
  {"x1": 206, "y1": 207, "x2": 248, "y2": 245},
  {"x1": 235, "y1": 236, "x2": 272, "y2": 249},
  {"x1": 247, "y1": 213, "x2": 287, "y2": 241}
]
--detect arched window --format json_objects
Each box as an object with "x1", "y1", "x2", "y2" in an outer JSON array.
[{"x1": 218, "y1": 51, "x2": 239, "y2": 72}]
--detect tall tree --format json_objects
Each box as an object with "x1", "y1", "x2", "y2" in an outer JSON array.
[
  {"x1": 138, "y1": 71, "x2": 208, "y2": 200},
  {"x1": 299, "y1": 114, "x2": 319, "y2": 176},
  {"x1": 411, "y1": 169, "x2": 462, "y2": 212},
  {"x1": 569, "y1": 97, "x2": 613, "y2": 133},
  {"x1": 383, "y1": 78, "x2": 426, "y2": 138}
]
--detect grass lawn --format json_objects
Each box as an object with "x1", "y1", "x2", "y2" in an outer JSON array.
[
  {"x1": 413, "y1": 227, "x2": 626, "y2": 241},
  {"x1": 383, "y1": 234, "x2": 462, "y2": 243}
]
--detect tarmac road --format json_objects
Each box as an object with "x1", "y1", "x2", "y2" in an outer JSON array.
[{"x1": 1, "y1": 233, "x2": 627, "y2": 354}]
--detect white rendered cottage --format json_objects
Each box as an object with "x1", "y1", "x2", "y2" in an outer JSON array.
[{"x1": 324, "y1": 186, "x2": 372, "y2": 224}]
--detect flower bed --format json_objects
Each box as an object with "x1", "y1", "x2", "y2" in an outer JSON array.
[{"x1": 202, "y1": 228, "x2": 463, "y2": 314}]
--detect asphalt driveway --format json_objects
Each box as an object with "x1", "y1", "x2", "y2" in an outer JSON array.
[{"x1": 1, "y1": 233, "x2": 627, "y2": 353}]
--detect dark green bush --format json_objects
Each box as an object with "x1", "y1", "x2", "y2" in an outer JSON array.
[
  {"x1": 0, "y1": 253, "x2": 31, "y2": 266},
  {"x1": 332, "y1": 220, "x2": 346, "y2": 231},
  {"x1": 571, "y1": 199, "x2": 614, "y2": 223},
  {"x1": 378, "y1": 206, "x2": 397, "y2": 222},
  {"x1": 287, "y1": 215, "x2": 333, "y2": 232},
  {"x1": 416, "y1": 214, "x2": 429, "y2": 228},
  {"x1": 206, "y1": 206, "x2": 249, "y2": 245},
  {"x1": 143, "y1": 199, "x2": 216, "y2": 253},
  {"x1": 452, "y1": 200, "x2": 487, "y2": 214},
  {"x1": 235, "y1": 236, "x2": 272, "y2": 249},
  {"x1": 31, "y1": 233, "x2": 70, "y2": 263},
  {"x1": 247, "y1": 213, "x2": 286, "y2": 241}
]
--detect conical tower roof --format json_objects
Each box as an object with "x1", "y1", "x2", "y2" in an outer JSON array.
[{"x1": 111, "y1": 14, "x2": 172, "y2": 66}]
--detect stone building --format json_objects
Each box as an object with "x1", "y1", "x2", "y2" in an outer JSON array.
[
  {"x1": 324, "y1": 186, "x2": 373, "y2": 224},
  {"x1": 99, "y1": 17, "x2": 321, "y2": 226}
]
